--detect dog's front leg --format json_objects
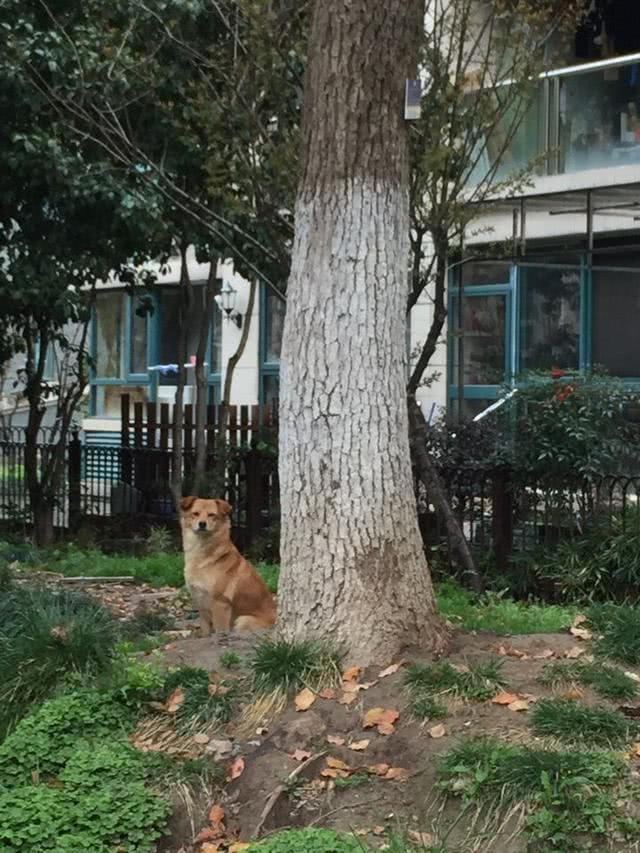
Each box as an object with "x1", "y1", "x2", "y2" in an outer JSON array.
[
  {"x1": 199, "y1": 608, "x2": 214, "y2": 637},
  {"x1": 211, "y1": 595, "x2": 232, "y2": 632}
]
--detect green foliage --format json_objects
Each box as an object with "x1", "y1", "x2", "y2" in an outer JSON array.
[
  {"x1": 410, "y1": 695, "x2": 448, "y2": 722},
  {"x1": 0, "y1": 559, "x2": 13, "y2": 591},
  {"x1": 404, "y1": 659, "x2": 506, "y2": 702},
  {"x1": 528, "y1": 518, "x2": 640, "y2": 602},
  {"x1": 42, "y1": 545, "x2": 184, "y2": 587},
  {"x1": 109, "y1": 655, "x2": 165, "y2": 711},
  {"x1": 436, "y1": 580, "x2": 576, "y2": 633},
  {"x1": 250, "y1": 638, "x2": 343, "y2": 693},
  {"x1": 220, "y1": 650, "x2": 244, "y2": 670},
  {"x1": 538, "y1": 660, "x2": 638, "y2": 701},
  {"x1": 257, "y1": 562, "x2": 280, "y2": 594},
  {"x1": 438, "y1": 736, "x2": 624, "y2": 850},
  {"x1": 588, "y1": 603, "x2": 640, "y2": 664},
  {"x1": 248, "y1": 828, "x2": 364, "y2": 852},
  {"x1": 333, "y1": 772, "x2": 371, "y2": 790},
  {"x1": 0, "y1": 587, "x2": 118, "y2": 733},
  {"x1": 146, "y1": 525, "x2": 174, "y2": 556},
  {"x1": 161, "y1": 666, "x2": 236, "y2": 732},
  {"x1": 530, "y1": 699, "x2": 637, "y2": 746}
]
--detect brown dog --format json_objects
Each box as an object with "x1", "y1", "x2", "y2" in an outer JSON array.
[{"x1": 180, "y1": 496, "x2": 276, "y2": 635}]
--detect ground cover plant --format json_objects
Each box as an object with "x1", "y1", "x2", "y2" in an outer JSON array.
[
  {"x1": 404, "y1": 659, "x2": 507, "y2": 703},
  {"x1": 587, "y1": 602, "x2": 640, "y2": 664},
  {"x1": 529, "y1": 698, "x2": 637, "y2": 747},
  {"x1": 539, "y1": 659, "x2": 638, "y2": 701},
  {"x1": 250, "y1": 637, "x2": 343, "y2": 693}
]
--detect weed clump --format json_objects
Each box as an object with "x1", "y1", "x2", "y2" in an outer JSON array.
[
  {"x1": 530, "y1": 698, "x2": 636, "y2": 746},
  {"x1": 539, "y1": 660, "x2": 638, "y2": 701},
  {"x1": 250, "y1": 638, "x2": 342, "y2": 693}
]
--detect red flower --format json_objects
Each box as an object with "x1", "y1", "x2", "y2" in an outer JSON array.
[
  {"x1": 555, "y1": 384, "x2": 575, "y2": 402},
  {"x1": 550, "y1": 367, "x2": 566, "y2": 380}
]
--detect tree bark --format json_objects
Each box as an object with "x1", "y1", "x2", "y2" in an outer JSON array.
[{"x1": 278, "y1": 0, "x2": 447, "y2": 663}]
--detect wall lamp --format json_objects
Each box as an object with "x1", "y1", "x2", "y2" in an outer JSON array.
[{"x1": 214, "y1": 281, "x2": 243, "y2": 329}]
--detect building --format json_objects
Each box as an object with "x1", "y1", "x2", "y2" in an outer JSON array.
[{"x1": 411, "y1": 1, "x2": 640, "y2": 421}]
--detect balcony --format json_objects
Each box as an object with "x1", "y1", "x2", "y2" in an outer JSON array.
[{"x1": 474, "y1": 52, "x2": 640, "y2": 183}]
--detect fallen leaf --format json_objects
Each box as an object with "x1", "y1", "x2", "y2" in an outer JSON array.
[
  {"x1": 573, "y1": 614, "x2": 588, "y2": 627},
  {"x1": 534, "y1": 649, "x2": 555, "y2": 660},
  {"x1": 507, "y1": 699, "x2": 529, "y2": 712},
  {"x1": 318, "y1": 688, "x2": 336, "y2": 700},
  {"x1": 200, "y1": 844, "x2": 220, "y2": 853},
  {"x1": 227, "y1": 756, "x2": 245, "y2": 781},
  {"x1": 630, "y1": 742, "x2": 640, "y2": 758},
  {"x1": 355, "y1": 829, "x2": 369, "y2": 837},
  {"x1": 208, "y1": 684, "x2": 230, "y2": 697},
  {"x1": 193, "y1": 733, "x2": 210, "y2": 745},
  {"x1": 321, "y1": 767, "x2": 350, "y2": 779},
  {"x1": 362, "y1": 707, "x2": 400, "y2": 735},
  {"x1": 521, "y1": 693, "x2": 538, "y2": 703},
  {"x1": 384, "y1": 767, "x2": 410, "y2": 781},
  {"x1": 378, "y1": 662, "x2": 404, "y2": 678},
  {"x1": 451, "y1": 663, "x2": 470, "y2": 674},
  {"x1": 561, "y1": 687, "x2": 584, "y2": 701},
  {"x1": 291, "y1": 749, "x2": 311, "y2": 761},
  {"x1": 327, "y1": 735, "x2": 346, "y2": 746},
  {"x1": 408, "y1": 831, "x2": 434, "y2": 845},
  {"x1": 348, "y1": 739, "x2": 370, "y2": 751},
  {"x1": 50, "y1": 625, "x2": 68, "y2": 642},
  {"x1": 570, "y1": 626, "x2": 593, "y2": 641},
  {"x1": 208, "y1": 805, "x2": 225, "y2": 827},
  {"x1": 326, "y1": 757, "x2": 351, "y2": 771},
  {"x1": 342, "y1": 665, "x2": 362, "y2": 682},
  {"x1": 360, "y1": 681, "x2": 378, "y2": 690},
  {"x1": 626, "y1": 672, "x2": 640, "y2": 684},
  {"x1": 367, "y1": 763, "x2": 390, "y2": 776},
  {"x1": 338, "y1": 691, "x2": 360, "y2": 706},
  {"x1": 166, "y1": 687, "x2": 185, "y2": 714},
  {"x1": 372, "y1": 826, "x2": 385, "y2": 836},
  {"x1": 256, "y1": 727, "x2": 269, "y2": 735},
  {"x1": 341, "y1": 681, "x2": 362, "y2": 695},
  {"x1": 295, "y1": 688, "x2": 316, "y2": 712},
  {"x1": 428, "y1": 723, "x2": 446, "y2": 738},
  {"x1": 492, "y1": 692, "x2": 519, "y2": 705},
  {"x1": 566, "y1": 645, "x2": 586, "y2": 659}
]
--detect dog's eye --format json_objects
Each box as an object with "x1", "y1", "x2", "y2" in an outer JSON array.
[
  {"x1": 192, "y1": 512, "x2": 200, "y2": 517},
  {"x1": 208, "y1": 513, "x2": 216, "y2": 519}
]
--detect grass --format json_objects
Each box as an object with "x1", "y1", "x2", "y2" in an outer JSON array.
[
  {"x1": 410, "y1": 694, "x2": 448, "y2": 722},
  {"x1": 530, "y1": 698, "x2": 637, "y2": 746},
  {"x1": 160, "y1": 666, "x2": 237, "y2": 733},
  {"x1": 258, "y1": 562, "x2": 279, "y2": 594},
  {"x1": 436, "y1": 580, "x2": 577, "y2": 634},
  {"x1": 588, "y1": 603, "x2": 640, "y2": 665},
  {"x1": 220, "y1": 650, "x2": 244, "y2": 669},
  {"x1": 250, "y1": 637, "x2": 343, "y2": 693},
  {"x1": 0, "y1": 587, "x2": 119, "y2": 735},
  {"x1": 539, "y1": 660, "x2": 638, "y2": 701},
  {"x1": 404, "y1": 659, "x2": 506, "y2": 702}
]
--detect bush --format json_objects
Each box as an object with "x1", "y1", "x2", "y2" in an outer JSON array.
[
  {"x1": 0, "y1": 588, "x2": 118, "y2": 734},
  {"x1": 161, "y1": 666, "x2": 236, "y2": 731},
  {"x1": 529, "y1": 699, "x2": 636, "y2": 746},
  {"x1": 248, "y1": 828, "x2": 363, "y2": 852},
  {"x1": 250, "y1": 638, "x2": 342, "y2": 693},
  {"x1": 588, "y1": 603, "x2": 640, "y2": 664}
]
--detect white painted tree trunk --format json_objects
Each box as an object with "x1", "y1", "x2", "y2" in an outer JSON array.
[{"x1": 278, "y1": 0, "x2": 446, "y2": 663}]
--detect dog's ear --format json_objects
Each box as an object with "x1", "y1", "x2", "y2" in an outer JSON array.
[
  {"x1": 180, "y1": 496, "x2": 197, "y2": 512},
  {"x1": 216, "y1": 499, "x2": 232, "y2": 517}
]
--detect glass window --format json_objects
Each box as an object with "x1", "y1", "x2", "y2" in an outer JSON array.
[
  {"x1": 263, "y1": 374, "x2": 280, "y2": 409},
  {"x1": 265, "y1": 289, "x2": 285, "y2": 363},
  {"x1": 94, "y1": 384, "x2": 149, "y2": 417},
  {"x1": 95, "y1": 292, "x2": 123, "y2": 378},
  {"x1": 130, "y1": 299, "x2": 148, "y2": 375},
  {"x1": 519, "y1": 266, "x2": 580, "y2": 371},
  {"x1": 592, "y1": 267, "x2": 640, "y2": 377},
  {"x1": 210, "y1": 298, "x2": 222, "y2": 375},
  {"x1": 451, "y1": 294, "x2": 506, "y2": 385},
  {"x1": 460, "y1": 261, "x2": 510, "y2": 287},
  {"x1": 158, "y1": 285, "x2": 206, "y2": 366}
]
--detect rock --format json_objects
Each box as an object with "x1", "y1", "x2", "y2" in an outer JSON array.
[{"x1": 270, "y1": 712, "x2": 326, "y2": 752}]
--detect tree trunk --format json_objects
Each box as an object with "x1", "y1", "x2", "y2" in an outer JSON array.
[
  {"x1": 33, "y1": 498, "x2": 55, "y2": 547},
  {"x1": 278, "y1": 0, "x2": 447, "y2": 663},
  {"x1": 408, "y1": 399, "x2": 483, "y2": 593}
]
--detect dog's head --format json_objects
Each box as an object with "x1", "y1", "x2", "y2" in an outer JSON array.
[{"x1": 180, "y1": 496, "x2": 232, "y2": 536}]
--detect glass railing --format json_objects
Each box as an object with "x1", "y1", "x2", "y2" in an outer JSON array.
[{"x1": 470, "y1": 52, "x2": 640, "y2": 183}]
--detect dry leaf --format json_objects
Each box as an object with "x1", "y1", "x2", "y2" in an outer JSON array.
[
  {"x1": 626, "y1": 672, "x2": 640, "y2": 683},
  {"x1": 348, "y1": 739, "x2": 370, "y2": 751},
  {"x1": 326, "y1": 756, "x2": 351, "y2": 771},
  {"x1": 318, "y1": 688, "x2": 336, "y2": 700},
  {"x1": 338, "y1": 691, "x2": 359, "y2": 706},
  {"x1": 566, "y1": 645, "x2": 586, "y2": 659},
  {"x1": 341, "y1": 682, "x2": 362, "y2": 695},
  {"x1": 320, "y1": 767, "x2": 350, "y2": 779},
  {"x1": 384, "y1": 767, "x2": 410, "y2": 781},
  {"x1": 201, "y1": 844, "x2": 220, "y2": 853},
  {"x1": 521, "y1": 693, "x2": 539, "y2": 703},
  {"x1": 367, "y1": 763, "x2": 390, "y2": 776},
  {"x1": 291, "y1": 749, "x2": 311, "y2": 761},
  {"x1": 428, "y1": 723, "x2": 446, "y2": 738},
  {"x1": 166, "y1": 687, "x2": 185, "y2": 714},
  {"x1": 295, "y1": 688, "x2": 316, "y2": 712},
  {"x1": 360, "y1": 681, "x2": 378, "y2": 690},
  {"x1": 630, "y1": 742, "x2": 640, "y2": 758},
  {"x1": 534, "y1": 649, "x2": 555, "y2": 660},
  {"x1": 507, "y1": 699, "x2": 529, "y2": 712},
  {"x1": 50, "y1": 625, "x2": 69, "y2": 643},
  {"x1": 561, "y1": 687, "x2": 584, "y2": 701},
  {"x1": 362, "y1": 707, "x2": 400, "y2": 734},
  {"x1": 194, "y1": 828, "x2": 220, "y2": 844},
  {"x1": 208, "y1": 805, "x2": 225, "y2": 827},
  {"x1": 408, "y1": 831, "x2": 434, "y2": 845},
  {"x1": 342, "y1": 665, "x2": 362, "y2": 682},
  {"x1": 208, "y1": 684, "x2": 230, "y2": 697},
  {"x1": 372, "y1": 826, "x2": 385, "y2": 836},
  {"x1": 193, "y1": 733, "x2": 210, "y2": 745},
  {"x1": 227, "y1": 756, "x2": 245, "y2": 781},
  {"x1": 256, "y1": 727, "x2": 269, "y2": 735},
  {"x1": 451, "y1": 663, "x2": 470, "y2": 674},
  {"x1": 326, "y1": 735, "x2": 346, "y2": 746},
  {"x1": 570, "y1": 626, "x2": 592, "y2": 641},
  {"x1": 378, "y1": 662, "x2": 403, "y2": 678},
  {"x1": 355, "y1": 829, "x2": 369, "y2": 837},
  {"x1": 573, "y1": 614, "x2": 588, "y2": 627},
  {"x1": 492, "y1": 692, "x2": 519, "y2": 705}
]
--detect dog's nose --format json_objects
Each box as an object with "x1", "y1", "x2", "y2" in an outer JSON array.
[{"x1": 198, "y1": 520, "x2": 207, "y2": 530}]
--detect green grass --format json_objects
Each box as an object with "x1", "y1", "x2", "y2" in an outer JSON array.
[
  {"x1": 404, "y1": 659, "x2": 506, "y2": 702},
  {"x1": 258, "y1": 562, "x2": 279, "y2": 594},
  {"x1": 248, "y1": 828, "x2": 364, "y2": 852},
  {"x1": 436, "y1": 580, "x2": 577, "y2": 634},
  {"x1": 250, "y1": 638, "x2": 343, "y2": 693},
  {"x1": 410, "y1": 694, "x2": 448, "y2": 721},
  {"x1": 160, "y1": 666, "x2": 237, "y2": 732},
  {"x1": 0, "y1": 588, "x2": 119, "y2": 735},
  {"x1": 539, "y1": 660, "x2": 638, "y2": 701},
  {"x1": 530, "y1": 698, "x2": 637, "y2": 746},
  {"x1": 588, "y1": 603, "x2": 640, "y2": 665},
  {"x1": 219, "y1": 650, "x2": 244, "y2": 669}
]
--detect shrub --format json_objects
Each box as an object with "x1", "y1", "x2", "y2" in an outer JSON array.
[
  {"x1": 248, "y1": 828, "x2": 363, "y2": 852},
  {"x1": 250, "y1": 638, "x2": 343, "y2": 693},
  {"x1": 588, "y1": 603, "x2": 640, "y2": 664},
  {"x1": 529, "y1": 699, "x2": 636, "y2": 746},
  {"x1": 0, "y1": 588, "x2": 118, "y2": 733}
]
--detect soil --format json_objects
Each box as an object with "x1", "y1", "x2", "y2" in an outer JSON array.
[{"x1": 25, "y1": 571, "x2": 640, "y2": 852}]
